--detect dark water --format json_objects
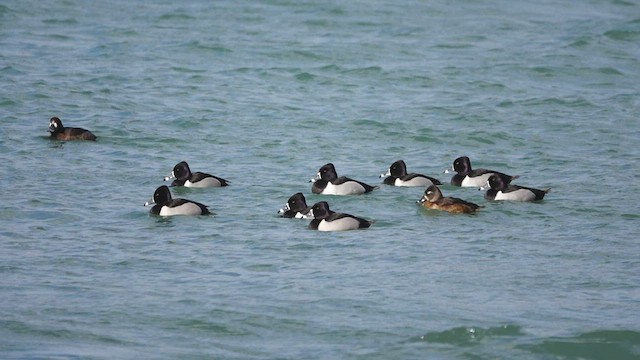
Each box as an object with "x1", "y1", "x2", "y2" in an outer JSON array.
[{"x1": 1, "y1": 0, "x2": 639, "y2": 358}]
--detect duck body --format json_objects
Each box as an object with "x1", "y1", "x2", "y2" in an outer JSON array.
[
  {"x1": 483, "y1": 174, "x2": 550, "y2": 201},
  {"x1": 164, "y1": 161, "x2": 229, "y2": 188},
  {"x1": 418, "y1": 185, "x2": 480, "y2": 214},
  {"x1": 448, "y1": 156, "x2": 516, "y2": 187},
  {"x1": 48, "y1": 117, "x2": 96, "y2": 141},
  {"x1": 381, "y1": 160, "x2": 441, "y2": 187},
  {"x1": 145, "y1": 185, "x2": 210, "y2": 216},
  {"x1": 311, "y1": 163, "x2": 377, "y2": 195},
  {"x1": 306, "y1": 201, "x2": 371, "y2": 231}
]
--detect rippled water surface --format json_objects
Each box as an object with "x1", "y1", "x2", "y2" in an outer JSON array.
[{"x1": 1, "y1": 0, "x2": 639, "y2": 358}]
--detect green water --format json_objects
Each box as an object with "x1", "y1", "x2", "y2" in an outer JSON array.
[{"x1": 1, "y1": 0, "x2": 639, "y2": 358}]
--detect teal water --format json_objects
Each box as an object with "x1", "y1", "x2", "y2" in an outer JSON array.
[{"x1": 1, "y1": 0, "x2": 639, "y2": 358}]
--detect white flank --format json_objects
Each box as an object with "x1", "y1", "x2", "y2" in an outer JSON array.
[
  {"x1": 159, "y1": 203, "x2": 203, "y2": 216},
  {"x1": 185, "y1": 177, "x2": 221, "y2": 188},
  {"x1": 494, "y1": 189, "x2": 535, "y2": 201},
  {"x1": 323, "y1": 181, "x2": 366, "y2": 195},
  {"x1": 395, "y1": 177, "x2": 433, "y2": 187},
  {"x1": 317, "y1": 217, "x2": 360, "y2": 231},
  {"x1": 461, "y1": 174, "x2": 492, "y2": 187}
]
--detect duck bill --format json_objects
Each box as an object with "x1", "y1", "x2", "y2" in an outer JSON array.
[
  {"x1": 303, "y1": 206, "x2": 314, "y2": 218},
  {"x1": 309, "y1": 172, "x2": 321, "y2": 183},
  {"x1": 379, "y1": 170, "x2": 391, "y2": 178},
  {"x1": 163, "y1": 171, "x2": 176, "y2": 181},
  {"x1": 144, "y1": 200, "x2": 155, "y2": 207},
  {"x1": 277, "y1": 203, "x2": 291, "y2": 214},
  {"x1": 478, "y1": 179, "x2": 492, "y2": 191}
]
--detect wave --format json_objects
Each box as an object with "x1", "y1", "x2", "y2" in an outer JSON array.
[
  {"x1": 520, "y1": 329, "x2": 640, "y2": 360},
  {"x1": 411, "y1": 326, "x2": 640, "y2": 359},
  {"x1": 413, "y1": 325, "x2": 525, "y2": 346}
]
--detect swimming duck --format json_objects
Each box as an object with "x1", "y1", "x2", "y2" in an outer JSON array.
[
  {"x1": 305, "y1": 201, "x2": 371, "y2": 231},
  {"x1": 48, "y1": 117, "x2": 96, "y2": 141},
  {"x1": 144, "y1": 185, "x2": 211, "y2": 216},
  {"x1": 278, "y1": 192, "x2": 309, "y2": 218},
  {"x1": 164, "y1": 161, "x2": 229, "y2": 188},
  {"x1": 482, "y1": 174, "x2": 550, "y2": 201},
  {"x1": 380, "y1": 160, "x2": 441, "y2": 187},
  {"x1": 311, "y1": 163, "x2": 377, "y2": 195},
  {"x1": 445, "y1": 156, "x2": 517, "y2": 187},
  {"x1": 418, "y1": 185, "x2": 481, "y2": 214}
]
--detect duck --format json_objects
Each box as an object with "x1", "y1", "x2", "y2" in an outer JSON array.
[
  {"x1": 311, "y1": 163, "x2": 377, "y2": 195},
  {"x1": 144, "y1": 185, "x2": 211, "y2": 216},
  {"x1": 48, "y1": 117, "x2": 96, "y2": 141},
  {"x1": 278, "y1": 192, "x2": 309, "y2": 218},
  {"x1": 164, "y1": 161, "x2": 229, "y2": 188},
  {"x1": 482, "y1": 174, "x2": 550, "y2": 201},
  {"x1": 445, "y1": 156, "x2": 517, "y2": 187},
  {"x1": 418, "y1": 185, "x2": 481, "y2": 214},
  {"x1": 380, "y1": 160, "x2": 441, "y2": 187},
  {"x1": 305, "y1": 201, "x2": 371, "y2": 231}
]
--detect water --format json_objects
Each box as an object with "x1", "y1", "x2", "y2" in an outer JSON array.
[{"x1": 1, "y1": 0, "x2": 639, "y2": 358}]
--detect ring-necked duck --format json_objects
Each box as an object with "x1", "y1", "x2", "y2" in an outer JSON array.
[
  {"x1": 482, "y1": 174, "x2": 550, "y2": 201},
  {"x1": 144, "y1": 185, "x2": 211, "y2": 216},
  {"x1": 380, "y1": 160, "x2": 441, "y2": 187},
  {"x1": 310, "y1": 163, "x2": 377, "y2": 195},
  {"x1": 305, "y1": 201, "x2": 371, "y2": 231},
  {"x1": 278, "y1": 192, "x2": 309, "y2": 218},
  {"x1": 418, "y1": 185, "x2": 481, "y2": 214},
  {"x1": 48, "y1": 117, "x2": 96, "y2": 141},
  {"x1": 164, "y1": 161, "x2": 229, "y2": 188},
  {"x1": 445, "y1": 156, "x2": 517, "y2": 187}
]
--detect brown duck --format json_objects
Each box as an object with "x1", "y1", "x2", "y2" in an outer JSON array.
[
  {"x1": 418, "y1": 185, "x2": 481, "y2": 214},
  {"x1": 49, "y1": 117, "x2": 96, "y2": 141}
]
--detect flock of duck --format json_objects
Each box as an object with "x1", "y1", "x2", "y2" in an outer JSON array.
[{"x1": 49, "y1": 117, "x2": 550, "y2": 231}]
